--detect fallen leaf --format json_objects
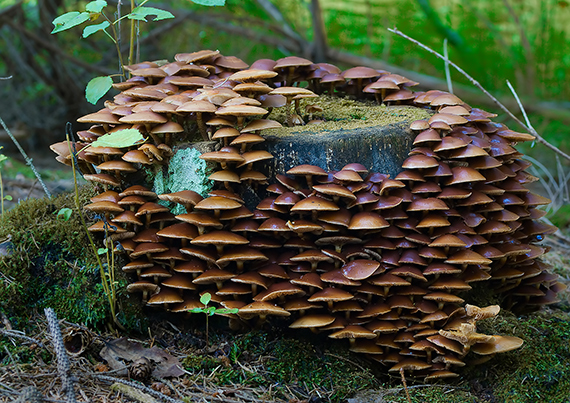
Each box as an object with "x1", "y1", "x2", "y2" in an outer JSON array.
[{"x1": 100, "y1": 338, "x2": 185, "y2": 378}]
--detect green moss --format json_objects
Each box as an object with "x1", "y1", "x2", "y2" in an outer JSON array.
[
  {"x1": 0, "y1": 187, "x2": 145, "y2": 331},
  {"x1": 182, "y1": 331, "x2": 379, "y2": 402},
  {"x1": 267, "y1": 96, "x2": 433, "y2": 137},
  {"x1": 466, "y1": 309, "x2": 570, "y2": 403}
]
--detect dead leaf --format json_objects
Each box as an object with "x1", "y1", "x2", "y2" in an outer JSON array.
[{"x1": 100, "y1": 337, "x2": 185, "y2": 378}]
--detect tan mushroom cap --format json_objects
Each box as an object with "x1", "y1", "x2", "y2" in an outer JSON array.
[
  {"x1": 119, "y1": 111, "x2": 167, "y2": 126},
  {"x1": 289, "y1": 314, "x2": 336, "y2": 329},
  {"x1": 191, "y1": 230, "x2": 249, "y2": 249},
  {"x1": 388, "y1": 358, "x2": 431, "y2": 373},
  {"x1": 195, "y1": 196, "x2": 242, "y2": 211},
  {"x1": 84, "y1": 201, "x2": 124, "y2": 214},
  {"x1": 228, "y1": 69, "x2": 278, "y2": 82},
  {"x1": 238, "y1": 301, "x2": 290, "y2": 320},
  {"x1": 471, "y1": 335, "x2": 524, "y2": 355},
  {"x1": 77, "y1": 109, "x2": 121, "y2": 125},
  {"x1": 177, "y1": 100, "x2": 217, "y2": 113},
  {"x1": 146, "y1": 287, "x2": 184, "y2": 306},
  {"x1": 215, "y1": 105, "x2": 268, "y2": 117},
  {"x1": 241, "y1": 119, "x2": 282, "y2": 133}
]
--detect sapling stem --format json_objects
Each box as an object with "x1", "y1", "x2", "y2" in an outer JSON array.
[{"x1": 66, "y1": 132, "x2": 119, "y2": 330}]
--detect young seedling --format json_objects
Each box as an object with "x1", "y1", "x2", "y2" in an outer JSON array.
[
  {"x1": 51, "y1": 0, "x2": 225, "y2": 104},
  {"x1": 190, "y1": 293, "x2": 238, "y2": 347}
]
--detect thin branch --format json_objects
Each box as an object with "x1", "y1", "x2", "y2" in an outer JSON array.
[
  {"x1": 506, "y1": 79, "x2": 532, "y2": 128},
  {"x1": 0, "y1": 328, "x2": 45, "y2": 349},
  {"x1": 388, "y1": 27, "x2": 570, "y2": 163},
  {"x1": 95, "y1": 374, "x2": 184, "y2": 403},
  {"x1": 0, "y1": 116, "x2": 52, "y2": 198}
]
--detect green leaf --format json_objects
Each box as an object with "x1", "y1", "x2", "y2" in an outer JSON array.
[
  {"x1": 128, "y1": 6, "x2": 175, "y2": 21},
  {"x1": 85, "y1": 75, "x2": 113, "y2": 105},
  {"x1": 3, "y1": 195, "x2": 12, "y2": 201},
  {"x1": 97, "y1": 247, "x2": 108, "y2": 255},
  {"x1": 90, "y1": 128, "x2": 145, "y2": 148},
  {"x1": 85, "y1": 0, "x2": 107, "y2": 13},
  {"x1": 56, "y1": 207, "x2": 73, "y2": 221},
  {"x1": 200, "y1": 293, "x2": 212, "y2": 306},
  {"x1": 0, "y1": 154, "x2": 7, "y2": 163},
  {"x1": 51, "y1": 11, "x2": 91, "y2": 34},
  {"x1": 206, "y1": 306, "x2": 216, "y2": 316},
  {"x1": 189, "y1": 308, "x2": 204, "y2": 313},
  {"x1": 83, "y1": 21, "x2": 110, "y2": 38},
  {"x1": 190, "y1": 0, "x2": 226, "y2": 6},
  {"x1": 216, "y1": 308, "x2": 239, "y2": 314}
]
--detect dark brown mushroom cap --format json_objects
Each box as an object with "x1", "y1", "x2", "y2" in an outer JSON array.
[
  {"x1": 192, "y1": 268, "x2": 235, "y2": 285},
  {"x1": 83, "y1": 173, "x2": 121, "y2": 187},
  {"x1": 329, "y1": 325, "x2": 377, "y2": 341},
  {"x1": 135, "y1": 202, "x2": 170, "y2": 217},
  {"x1": 158, "y1": 190, "x2": 203, "y2": 208},
  {"x1": 120, "y1": 185, "x2": 157, "y2": 198},
  {"x1": 342, "y1": 259, "x2": 381, "y2": 281},
  {"x1": 130, "y1": 242, "x2": 169, "y2": 258},
  {"x1": 194, "y1": 196, "x2": 242, "y2": 212},
  {"x1": 253, "y1": 281, "x2": 305, "y2": 302},
  {"x1": 217, "y1": 246, "x2": 268, "y2": 266},
  {"x1": 126, "y1": 280, "x2": 159, "y2": 294},
  {"x1": 348, "y1": 212, "x2": 389, "y2": 231},
  {"x1": 84, "y1": 201, "x2": 124, "y2": 214},
  {"x1": 308, "y1": 287, "x2": 354, "y2": 303},
  {"x1": 175, "y1": 212, "x2": 223, "y2": 230},
  {"x1": 156, "y1": 222, "x2": 198, "y2": 241},
  {"x1": 291, "y1": 196, "x2": 339, "y2": 214}
]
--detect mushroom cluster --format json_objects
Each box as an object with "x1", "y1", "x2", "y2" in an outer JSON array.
[{"x1": 50, "y1": 50, "x2": 565, "y2": 378}]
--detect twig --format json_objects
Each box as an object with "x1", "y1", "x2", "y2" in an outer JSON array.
[
  {"x1": 387, "y1": 27, "x2": 570, "y2": 163},
  {"x1": 0, "y1": 115, "x2": 52, "y2": 198},
  {"x1": 443, "y1": 38, "x2": 453, "y2": 94},
  {"x1": 44, "y1": 308, "x2": 77, "y2": 403},
  {"x1": 95, "y1": 374, "x2": 184, "y2": 403},
  {"x1": 506, "y1": 79, "x2": 533, "y2": 129},
  {"x1": 399, "y1": 368, "x2": 412, "y2": 403},
  {"x1": 0, "y1": 328, "x2": 45, "y2": 349},
  {"x1": 0, "y1": 76, "x2": 11, "y2": 80}
]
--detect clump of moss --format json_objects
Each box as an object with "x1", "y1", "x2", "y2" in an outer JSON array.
[
  {"x1": 466, "y1": 309, "x2": 570, "y2": 403},
  {"x1": 182, "y1": 330, "x2": 379, "y2": 402},
  {"x1": 0, "y1": 188, "x2": 144, "y2": 331},
  {"x1": 267, "y1": 96, "x2": 433, "y2": 137}
]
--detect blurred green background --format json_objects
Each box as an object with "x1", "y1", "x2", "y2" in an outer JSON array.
[{"x1": 0, "y1": 0, "x2": 569, "y2": 221}]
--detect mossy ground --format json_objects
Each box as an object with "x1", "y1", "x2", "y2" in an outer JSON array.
[{"x1": 0, "y1": 187, "x2": 145, "y2": 332}]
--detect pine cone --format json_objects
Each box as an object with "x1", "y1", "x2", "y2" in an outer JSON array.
[{"x1": 129, "y1": 357, "x2": 152, "y2": 381}]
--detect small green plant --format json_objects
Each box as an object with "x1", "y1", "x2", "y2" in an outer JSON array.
[
  {"x1": 190, "y1": 293, "x2": 238, "y2": 347},
  {"x1": 51, "y1": 0, "x2": 225, "y2": 104}
]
